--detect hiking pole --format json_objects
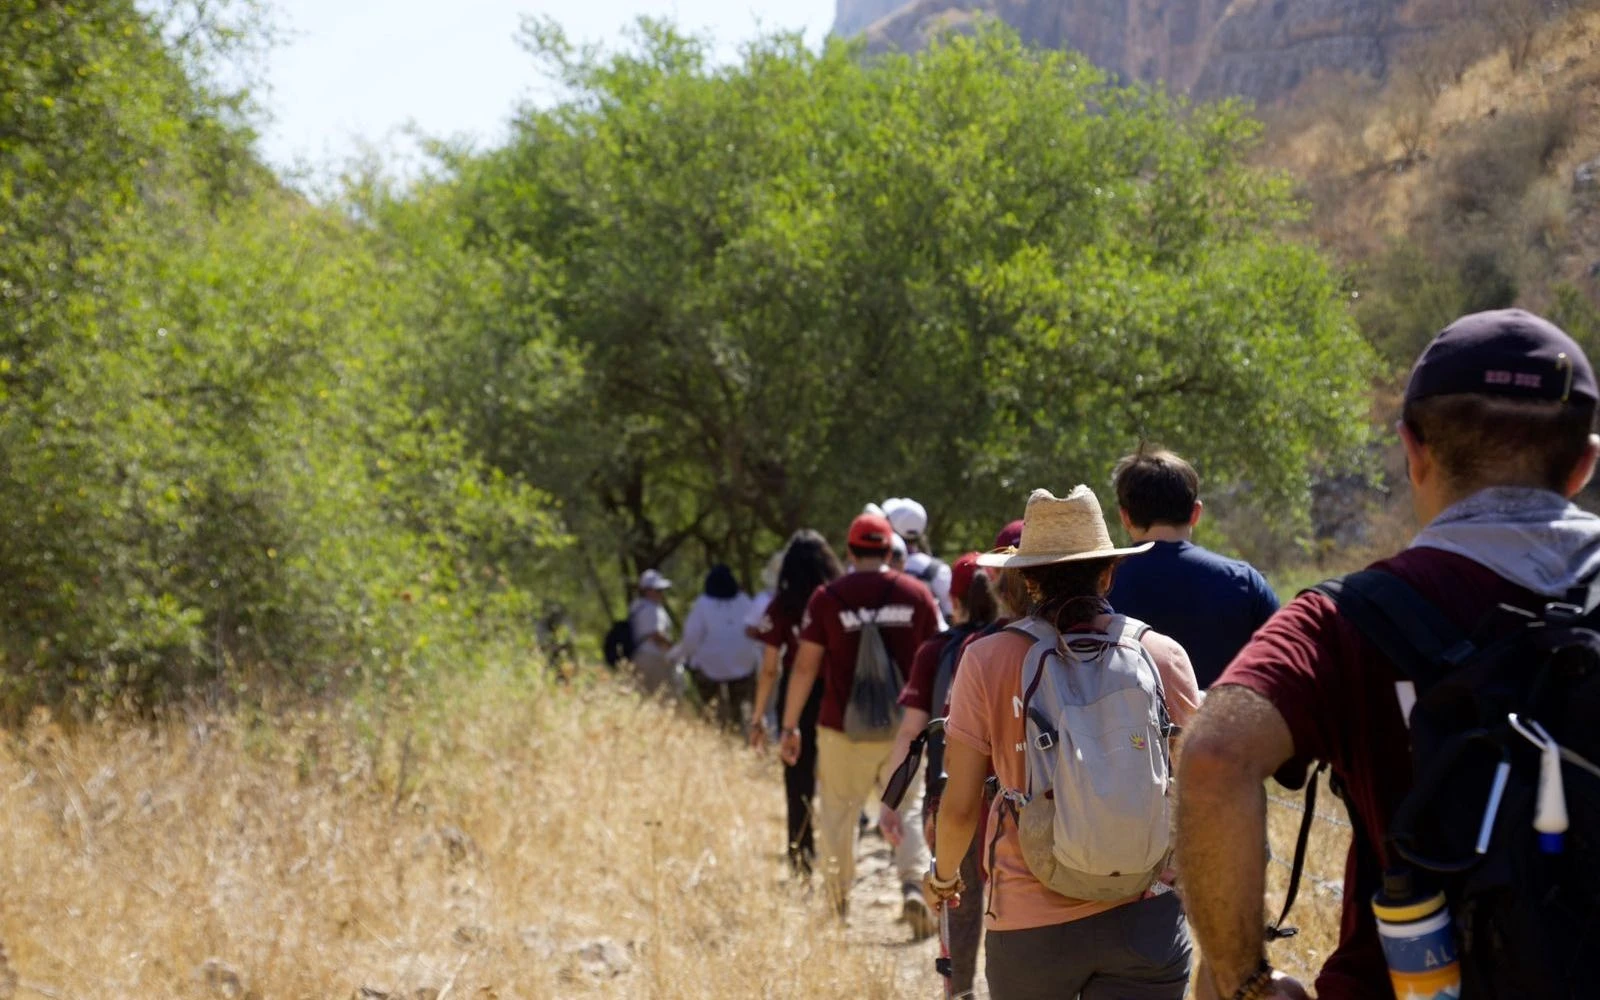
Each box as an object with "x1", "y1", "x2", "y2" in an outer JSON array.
[{"x1": 936, "y1": 897, "x2": 954, "y2": 998}]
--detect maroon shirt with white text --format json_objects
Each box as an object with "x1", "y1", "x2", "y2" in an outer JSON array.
[{"x1": 800, "y1": 569, "x2": 939, "y2": 732}]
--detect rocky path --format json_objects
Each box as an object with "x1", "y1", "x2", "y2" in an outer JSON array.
[{"x1": 846, "y1": 831, "x2": 988, "y2": 998}]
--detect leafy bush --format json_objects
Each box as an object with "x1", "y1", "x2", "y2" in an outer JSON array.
[{"x1": 0, "y1": 1, "x2": 567, "y2": 716}]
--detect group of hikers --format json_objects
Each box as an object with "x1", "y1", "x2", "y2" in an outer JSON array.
[{"x1": 608, "y1": 309, "x2": 1600, "y2": 1000}]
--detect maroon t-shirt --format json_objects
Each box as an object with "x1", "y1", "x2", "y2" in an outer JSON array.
[
  {"x1": 800, "y1": 569, "x2": 939, "y2": 731},
  {"x1": 1217, "y1": 548, "x2": 1539, "y2": 999},
  {"x1": 756, "y1": 602, "x2": 802, "y2": 673},
  {"x1": 899, "y1": 634, "x2": 946, "y2": 713}
]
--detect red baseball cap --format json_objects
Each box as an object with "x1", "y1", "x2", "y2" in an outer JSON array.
[
  {"x1": 994, "y1": 520, "x2": 1025, "y2": 550},
  {"x1": 949, "y1": 552, "x2": 986, "y2": 606},
  {"x1": 848, "y1": 512, "x2": 895, "y2": 551}
]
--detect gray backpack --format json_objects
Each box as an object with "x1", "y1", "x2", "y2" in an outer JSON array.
[
  {"x1": 839, "y1": 583, "x2": 905, "y2": 742},
  {"x1": 1004, "y1": 614, "x2": 1174, "y2": 901}
]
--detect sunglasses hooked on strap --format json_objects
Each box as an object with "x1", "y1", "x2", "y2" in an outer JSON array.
[{"x1": 883, "y1": 718, "x2": 945, "y2": 810}]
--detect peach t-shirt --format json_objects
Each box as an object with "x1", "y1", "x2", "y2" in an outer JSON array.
[{"x1": 944, "y1": 617, "x2": 1202, "y2": 932}]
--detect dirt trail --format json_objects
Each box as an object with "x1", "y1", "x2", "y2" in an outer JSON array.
[{"x1": 845, "y1": 830, "x2": 989, "y2": 998}]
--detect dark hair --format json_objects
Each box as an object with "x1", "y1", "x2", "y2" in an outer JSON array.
[
  {"x1": 848, "y1": 543, "x2": 890, "y2": 561},
  {"x1": 1113, "y1": 447, "x2": 1200, "y2": 530},
  {"x1": 703, "y1": 564, "x2": 740, "y2": 600},
  {"x1": 1403, "y1": 393, "x2": 1597, "y2": 493},
  {"x1": 962, "y1": 572, "x2": 1000, "y2": 628},
  {"x1": 775, "y1": 530, "x2": 845, "y2": 619},
  {"x1": 1019, "y1": 557, "x2": 1118, "y2": 632}
]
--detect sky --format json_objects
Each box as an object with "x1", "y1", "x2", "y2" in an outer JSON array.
[{"x1": 259, "y1": 0, "x2": 836, "y2": 174}]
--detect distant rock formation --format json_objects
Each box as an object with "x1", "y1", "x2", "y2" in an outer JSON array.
[
  {"x1": 837, "y1": 0, "x2": 1468, "y2": 104},
  {"x1": 835, "y1": 0, "x2": 922, "y2": 38}
]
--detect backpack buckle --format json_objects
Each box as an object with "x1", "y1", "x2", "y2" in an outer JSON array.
[
  {"x1": 1545, "y1": 601, "x2": 1584, "y2": 626},
  {"x1": 1034, "y1": 731, "x2": 1056, "y2": 752}
]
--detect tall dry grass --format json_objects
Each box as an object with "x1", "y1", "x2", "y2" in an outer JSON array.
[
  {"x1": 0, "y1": 669, "x2": 1347, "y2": 998},
  {"x1": 0, "y1": 673, "x2": 920, "y2": 999}
]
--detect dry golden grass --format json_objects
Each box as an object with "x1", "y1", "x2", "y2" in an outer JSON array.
[
  {"x1": 1264, "y1": 785, "x2": 1353, "y2": 984},
  {"x1": 0, "y1": 669, "x2": 1348, "y2": 999},
  {"x1": 0, "y1": 672, "x2": 922, "y2": 999}
]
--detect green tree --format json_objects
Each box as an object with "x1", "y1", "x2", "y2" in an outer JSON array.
[
  {"x1": 426, "y1": 23, "x2": 1373, "y2": 592},
  {"x1": 0, "y1": 1, "x2": 566, "y2": 714}
]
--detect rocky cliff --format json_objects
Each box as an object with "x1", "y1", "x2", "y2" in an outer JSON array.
[{"x1": 838, "y1": 0, "x2": 1468, "y2": 103}]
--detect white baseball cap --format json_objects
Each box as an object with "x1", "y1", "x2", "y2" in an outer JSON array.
[
  {"x1": 890, "y1": 533, "x2": 908, "y2": 560},
  {"x1": 882, "y1": 497, "x2": 928, "y2": 539},
  {"x1": 638, "y1": 569, "x2": 673, "y2": 591}
]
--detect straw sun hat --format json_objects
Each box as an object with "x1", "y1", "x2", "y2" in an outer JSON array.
[{"x1": 976, "y1": 486, "x2": 1152, "y2": 569}]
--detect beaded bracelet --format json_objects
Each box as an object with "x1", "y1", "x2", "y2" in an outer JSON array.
[{"x1": 1229, "y1": 960, "x2": 1277, "y2": 1000}]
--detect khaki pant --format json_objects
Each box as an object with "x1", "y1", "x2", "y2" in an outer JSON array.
[{"x1": 816, "y1": 726, "x2": 929, "y2": 910}]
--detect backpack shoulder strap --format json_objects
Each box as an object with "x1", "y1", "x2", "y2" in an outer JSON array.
[
  {"x1": 1562, "y1": 571, "x2": 1600, "y2": 621},
  {"x1": 859, "y1": 573, "x2": 902, "y2": 625},
  {"x1": 1115, "y1": 614, "x2": 1152, "y2": 643},
  {"x1": 1005, "y1": 616, "x2": 1057, "y2": 646},
  {"x1": 1307, "y1": 569, "x2": 1476, "y2": 690},
  {"x1": 1006, "y1": 617, "x2": 1062, "y2": 757},
  {"x1": 1267, "y1": 761, "x2": 1333, "y2": 941}
]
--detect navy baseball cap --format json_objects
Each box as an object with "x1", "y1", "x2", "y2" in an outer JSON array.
[{"x1": 1404, "y1": 309, "x2": 1597, "y2": 407}]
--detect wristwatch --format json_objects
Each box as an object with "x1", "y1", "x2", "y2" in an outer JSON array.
[{"x1": 782, "y1": 727, "x2": 801, "y2": 739}]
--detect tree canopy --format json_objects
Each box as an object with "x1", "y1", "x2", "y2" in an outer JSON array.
[
  {"x1": 411, "y1": 22, "x2": 1373, "y2": 589},
  {"x1": 0, "y1": 7, "x2": 1374, "y2": 712}
]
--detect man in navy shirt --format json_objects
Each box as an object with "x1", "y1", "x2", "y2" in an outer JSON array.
[{"x1": 1107, "y1": 448, "x2": 1279, "y2": 689}]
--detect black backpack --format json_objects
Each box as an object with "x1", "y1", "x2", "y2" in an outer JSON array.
[
  {"x1": 602, "y1": 618, "x2": 635, "y2": 669},
  {"x1": 1284, "y1": 569, "x2": 1600, "y2": 998},
  {"x1": 924, "y1": 622, "x2": 979, "y2": 794}
]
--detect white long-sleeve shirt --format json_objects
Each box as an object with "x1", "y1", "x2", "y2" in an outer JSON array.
[{"x1": 670, "y1": 593, "x2": 758, "y2": 682}]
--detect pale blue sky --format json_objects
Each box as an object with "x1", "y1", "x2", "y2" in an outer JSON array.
[{"x1": 260, "y1": 0, "x2": 836, "y2": 172}]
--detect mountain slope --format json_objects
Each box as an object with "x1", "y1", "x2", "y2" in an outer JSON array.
[{"x1": 841, "y1": 0, "x2": 1503, "y2": 104}]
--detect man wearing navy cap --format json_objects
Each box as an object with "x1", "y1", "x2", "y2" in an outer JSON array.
[{"x1": 1176, "y1": 310, "x2": 1600, "y2": 1000}]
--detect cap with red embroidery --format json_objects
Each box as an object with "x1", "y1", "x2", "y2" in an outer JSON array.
[
  {"x1": 848, "y1": 512, "x2": 895, "y2": 551},
  {"x1": 1405, "y1": 309, "x2": 1597, "y2": 407}
]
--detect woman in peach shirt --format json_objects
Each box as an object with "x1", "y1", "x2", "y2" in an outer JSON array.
[{"x1": 929, "y1": 487, "x2": 1202, "y2": 1000}]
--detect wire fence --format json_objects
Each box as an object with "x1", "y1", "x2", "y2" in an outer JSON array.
[
  {"x1": 1264, "y1": 790, "x2": 1349, "y2": 900},
  {"x1": 1262, "y1": 786, "x2": 1354, "y2": 984},
  {"x1": 1267, "y1": 792, "x2": 1352, "y2": 830}
]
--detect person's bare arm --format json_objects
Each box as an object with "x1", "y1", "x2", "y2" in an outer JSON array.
[
  {"x1": 1175, "y1": 685, "x2": 1300, "y2": 999},
  {"x1": 1143, "y1": 630, "x2": 1202, "y2": 729},
  {"x1": 748, "y1": 643, "x2": 783, "y2": 749},
  {"x1": 779, "y1": 640, "x2": 824, "y2": 765}
]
